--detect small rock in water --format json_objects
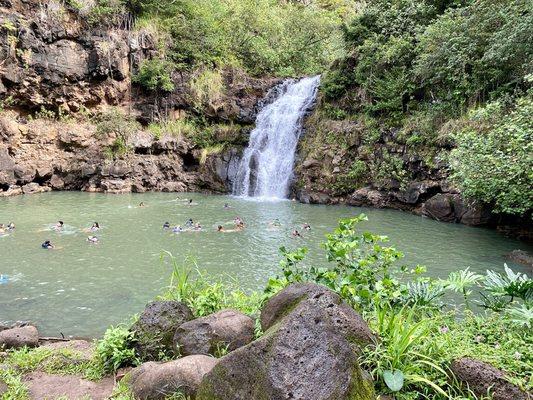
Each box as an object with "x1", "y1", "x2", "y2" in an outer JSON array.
[{"x1": 507, "y1": 249, "x2": 533, "y2": 268}]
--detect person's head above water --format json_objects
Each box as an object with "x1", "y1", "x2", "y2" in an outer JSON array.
[
  {"x1": 92, "y1": 222, "x2": 100, "y2": 229},
  {"x1": 42, "y1": 240, "x2": 53, "y2": 249},
  {"x1": 217, "y1": 225, "x2": 223, "y2": 231},
  {"x1": 163, "y1": 222, "x2": 170, "y2": 228}
]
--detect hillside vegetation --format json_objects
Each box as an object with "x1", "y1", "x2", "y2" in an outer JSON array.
[{"x1": 318, "y1": 0, "x2": 532, "y2": 217}]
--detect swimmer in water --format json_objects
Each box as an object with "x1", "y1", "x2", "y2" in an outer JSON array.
[
  {"x1": 7, "y1": 222, "x2": 15, "y2": 230},
  {"x1": 163, "y1": 222, "x2": 170, "y2": 229},
  {"x1": 217, "y1": 225, "x2": 225, "y2": 232},
  {"x1": 53, "y1": 221, "x2": 64, "y2": 231},
  {"x1": 0, "y1": 224, "x2": 5, "y2": 234},
  {"x1": 303, "y1": 223, "x2": 311, "y2": 231},
  {"x1": 193, "y1": 223, "x2": 202, "y2": 231},
  {"x1": 185, "y1": 218, "x2": 194, "y2": 227},
  {"x1": 87, "y1": 236, "x2": 99, "y2": 244},
  {"x1": 233, "y1": 217, "x2": 245, "y2": 229},
  {"x1": 139, "y1": 202, "x2": 146, "y2": 207},
  {"x1": 90, "y1": 222, "x2": 100, "y2": 232},
  {"x1": 223, "y1": 203, "x2": 232, "y2": 209},
  {"x1": 292, "y1": 229, "x2": 303, "y2": 238},
  {"x1": 172, "y1": 225, "x2": 183, "y2": 233},
  {"x1": 41, "y1": 240, "x2": 55, "y2": 249}
]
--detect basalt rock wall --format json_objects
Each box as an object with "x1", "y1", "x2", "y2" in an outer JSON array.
[{"x1": 0, "y1": 0, "x2": 278, "y2": 196}]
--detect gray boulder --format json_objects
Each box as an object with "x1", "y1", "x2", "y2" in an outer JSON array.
[
  {"x1": 507, "y1": 250, "x2": 533, "y2": 268},
  {"x1": 196, "y1": 284, "x2": 375, "y2": 400},
  {"x1": 450, "y1": 358, "x2": 531, "y2": 400},
  {"x1": 131, "y1": 301, "x2": 194, "y2": 361},
  {"x1": 173, "y1": 309, "x2": 254, "y2": 357},
  {"x1": 0, "y1": 325, "x2": 39, "y2": 349},
  {"x1": 129, "y1": 355, "x2": 218, "y2": 400},
  {"x1": 261, "y1": 283, "x2": 375, "y2": 347}
]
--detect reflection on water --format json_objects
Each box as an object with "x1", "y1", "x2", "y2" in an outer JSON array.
[{"x1": 0, "y1": 192, "x2": 530, "y2": 337}]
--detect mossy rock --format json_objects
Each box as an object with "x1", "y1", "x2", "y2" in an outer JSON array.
[
  {"x1": 130, "y1": 301, "x2": 194, "y2": 361},
  {"x1": 197, "y1": 284, "x2": 375, "y2": 400}
]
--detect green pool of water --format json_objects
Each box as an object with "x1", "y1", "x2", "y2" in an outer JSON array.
[{"x1": 0, "y1": 192, "x2": 530, "y2": 337}]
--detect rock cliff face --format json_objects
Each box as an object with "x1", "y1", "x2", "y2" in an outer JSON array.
[
  {"x1": 0, "y1": 0, "x2": 278, "y2": 196},
  {"x1": 293, "y1": 96, "x2": 531, "y2": 241}
]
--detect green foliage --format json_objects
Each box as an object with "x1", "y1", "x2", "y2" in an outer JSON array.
[
  {"x1": 130, "y1": 0, "x2": 344, "y2": 76},
  {"x1": 159, "y1": 252, "x2": 264, "y2": 318},
  {"x1": 415, "y1": 0, "x2": 532, "y2": 105},
  {"x1": 92, "y1": 326, "x2": 138, "y2": 375},
  {"x1": 0, "y1": 366, "x2": 29, "y2": 400},
  {"x1": 450, "y1": 94, "x2": 533, "y2": 215},
  {"x1": 133, "y1": 58, "x2": 175, "y2": 92},
  {"x1": 444, "y1": 268, "x2": 483, "y2": 308},
  {"x1": 95, "y1": 109, "x2": 139, "y2": 158},
  {"x1": 86, "y1": 0, "x2": 129, "y2": 27}
]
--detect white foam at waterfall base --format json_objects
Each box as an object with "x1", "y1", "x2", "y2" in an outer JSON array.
[{"x1": 233, "y1": 76, "x2": 320, "y2": 199}]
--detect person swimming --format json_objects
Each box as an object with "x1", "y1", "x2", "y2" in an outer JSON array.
[
  {"x1": 185, "y1": 218, "x2": 194, "y2": 227},
  {"x1": 53, "y1": 221, "x2": 64, "y2": 231},
  {"x1": 87, "y1": 236, "x2": 99, "y2": 244},
  {"x1": 41, "y1": 240, "x2": 54, "y2": 249},
  {"x1": 223, "y1": 203, "x2": 232, "y2": 209},
  {"x1": 303, "y1": 223, "x2": 311, "y2": 231},
  {"x1": 193, "y1": 223, "x2": 202, "y2": 231},
  {"x1": 139, "y1": 202, "x2": 146, "y2": 207},
  {"x1": 90, "y1": 222, "x2": 100, "y2": 232},
  {"x1": 292, "y1": 229, "x2": 303, "y2": 238},
  {"x1": 163, "y1": 222, "x2": 171, "y2": 229},
  {"x1": 172, "y1": 225, "x2": 183, "y2": 233},
  {"x1": 7, "y1": 222, "x2": 15, "y2": 230},
  {"x1": 217, "y1": 225, "x2": 224, "y2": 232},
  {"x1": 234, "y1": 217, "x2": 245, "y2": 229}
]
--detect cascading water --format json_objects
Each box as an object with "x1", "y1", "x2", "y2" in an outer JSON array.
[{"x1": 233, "y1": 75, "x2": 320, "y2": 199}]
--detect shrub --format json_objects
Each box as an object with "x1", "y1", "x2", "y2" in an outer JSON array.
[
  {"x1": 133, "y1": 58, "x2": 175, "y2": 92},
  {"x1": 449, "y1": 93, "x2": 533, "y2": 215},
  {"x1": 92, "y1": 325, "x2": 138, "y2": 374}
]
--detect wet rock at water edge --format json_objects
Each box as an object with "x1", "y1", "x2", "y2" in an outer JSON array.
[
  {"x1": 173, "y1": 309, "x2": 255, "y2": 357},
  {"x1": 450, "y1": 358, "x2": 531, "y2": 400},
  {"x1": 0, "y1": 325, "x2": 39, "y2": 350},
  {"x1": 129, "y1": 355, "x2": 218, "y2": 400},
  {"x1": 507, "y1": 250, "x2": 533, "y2": 268},
  {"x1": 130, "y1": 301, "x2": 194, "y2": 361},
  {"x1": 196, "y1": 283, "x2": 375, "y2": 400}
]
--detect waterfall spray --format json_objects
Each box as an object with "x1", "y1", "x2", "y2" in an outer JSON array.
[{"x1": 233, "y1": 76, "x2": 320, "y2": 199}]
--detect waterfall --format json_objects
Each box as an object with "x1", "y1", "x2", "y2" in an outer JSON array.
[{"x1": 233, "y1": 75, "x2": 320, "y2": 199}]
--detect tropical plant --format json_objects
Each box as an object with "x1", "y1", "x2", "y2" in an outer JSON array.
[
  {"x1": 506, "y1": 304, "x2": 533, "y2": 329},
  {"x1": 92, "y1": 325, "x2": 138, "y2": 374},
  {"x1": 482, "y1": 264, "x2": 532, "y2": 303},
  {"x1": 362, "y1": 305, "x2": 449, "y2": 397},
  {"x1": 444, "y1": 268, "x2": 482, "y2": 308}
]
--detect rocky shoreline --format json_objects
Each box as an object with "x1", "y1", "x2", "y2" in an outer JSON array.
[{"x1": 1, "y1": 283, "x2": 531, "y2": 400}]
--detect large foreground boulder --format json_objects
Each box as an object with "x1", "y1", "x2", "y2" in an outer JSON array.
[
  {"x1": 261, "y1": 283, "x2": 375, "y2": 347},
  {"x1": 196, "y1": 284, "x2": 375, "y2": 400},
  {"x1": 129, "y1": 355, "x2": 219, "y2": 400},
  {"x1": 173, "y1": 309, "x2": 254, "y2": 356},
  {"x1": 450, "y1": 358, "x2": 531, "y2": 400},
  {"x1": 0, "y1": 325, "x2": 39, "y2": 350},
  {"x1": 130, "y1": 301, "x2": 194, "y2": 361}
]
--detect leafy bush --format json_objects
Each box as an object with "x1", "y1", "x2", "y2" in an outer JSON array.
[
  {"x1": 130, "y1": 0, "x2": 344, "y2": 77},
  {"x1": 92, "y1": 325, "x2": 138, "y2": 374},
  {"x1": 450, "y1": 93, "x2": 533, "y2": 215},
  {"x1": 133, "y1": 58, "x2": 175, "y2": 92}
]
